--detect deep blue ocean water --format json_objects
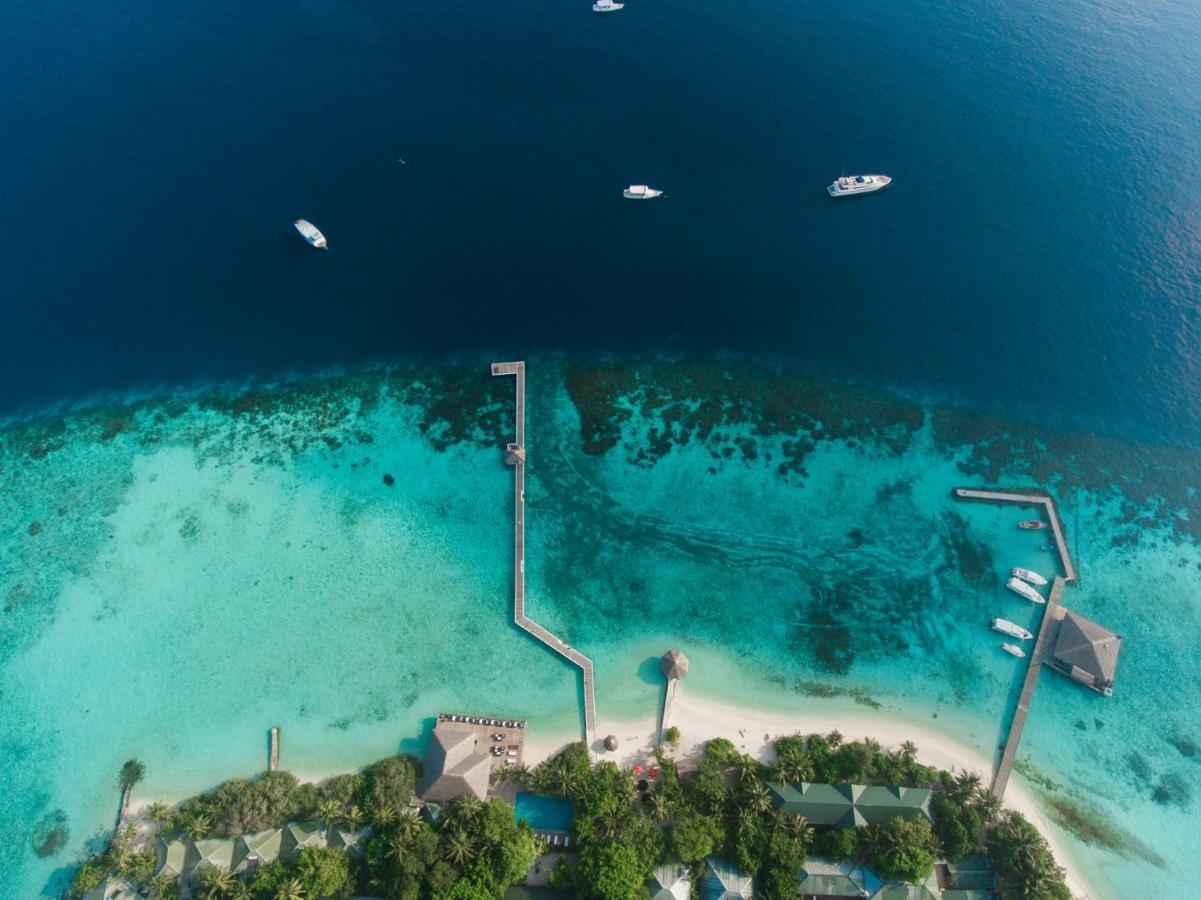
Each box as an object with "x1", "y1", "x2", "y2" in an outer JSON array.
[{"x1": 2, "y1": 0, "x2": 1199, "y2": 439}]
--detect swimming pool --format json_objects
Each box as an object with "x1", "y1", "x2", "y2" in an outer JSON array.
[{"x1": 514, "y1": 792, "x2": 574, "y2": 832}]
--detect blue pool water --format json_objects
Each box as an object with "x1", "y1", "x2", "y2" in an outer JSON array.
[{"x1": 514, "y1": 792, "x2": 575, "y2": 834}]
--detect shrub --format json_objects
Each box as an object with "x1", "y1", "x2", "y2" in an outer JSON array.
[
  {"x1": 664, "y1": 726, "x2": 681, "y2": 749},
  {"x1": 361, "y1": 755, "x2": 421, "y2": 812}
]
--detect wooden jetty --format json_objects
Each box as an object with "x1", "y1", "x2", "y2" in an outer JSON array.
[
  {"x1": 492, "y1": 362, "x2": 598, "y2": 753},
  {"x1": 269, "y1": 726, "x2": 280, "y2": 772},
  {"x1": 990, "y1": 576, "x2": 1067, "y2": 800},
  {"x1": 952, "y1": 487, "x2": 1077, "y2": 584}
]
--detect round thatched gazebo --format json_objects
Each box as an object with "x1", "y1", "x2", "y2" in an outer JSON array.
[
  {"x1": 660, "y1": 650, "x2": 689, "y2": 682},
  {"x1": 604, "y1": 734, "x2": 619, "y2": 752}
]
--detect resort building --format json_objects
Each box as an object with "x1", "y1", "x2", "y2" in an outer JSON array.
[
  {"x1": 233, "y1": 827, "x2": 284, "y2": 873},
  {"x1": 81, "y1": 878, "x2": 139, "y2": 900},
  {"x1": 280, "y1": 821, "x2": 329, "y2": 855},
  {"x1": 421, "y1": 722, "x2": 494, "y2": 802},
  {"x1": 1047, "y1": 610, "x2": 1122, "y2": 695},
  {"x1": 327, "y1": 824, "x2": 371, "y2": 857},
  {"x1": 768, "y1": 783, "x2": 932, "y2": 828},
  {"x1": 650, "y1": 863, "x2": 692, "y2": 900},
  {"x1": 154, "y1": 838, "x2": 188, "y2": 880},
  {"x1": 873, "y1": 872, "x2": 941, "y2": 900},
  {"x1": 797, "y1": 857, "x2": 882, "y2": 898},
  {"x1": 183, "y1": 837, "x2": 238, "y2": 883},
  {"x1": 701, "y1": 856, "x2": 755, "y2": 899}
]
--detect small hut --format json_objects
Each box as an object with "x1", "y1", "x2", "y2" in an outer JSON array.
[
  {"x1": 660, "y1": 650, "x2": 689, "y2": 681},
  {"x1": 505, "y1": 446, "x2": 527, "y2": 466},
  {"x1": 604, "y1": 735, "x2": 619, "y2": 752}
]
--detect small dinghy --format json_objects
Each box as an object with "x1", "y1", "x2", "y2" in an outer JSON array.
[
  {"x1": 1018, "y1": 519, "x2": 1046, "y2": 530},
  {"x1": 294, "y1": 219, "x2": 328, "y2": 250},
  {"x1": 1001, "y1": 643, "x2": 1026, "y2": 658}
]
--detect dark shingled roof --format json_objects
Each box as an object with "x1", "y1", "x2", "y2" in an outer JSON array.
[
  {"x1": 1052, "y1": 610, "x2": 1122, "y2": 689},
  {"x1": 421, "y1": 725, "x2": 491, "y2": 802}
]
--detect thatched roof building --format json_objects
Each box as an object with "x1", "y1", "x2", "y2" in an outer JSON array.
[
  {"x1": 421, "y1": 723, "x2": 492, "y2": 802},
  {"x1": 1049, "y1": 610, "x2": 1122, "y2": 695},
  {"x1": 660, "y1": 650, "x2": 689, "y2": 681}
]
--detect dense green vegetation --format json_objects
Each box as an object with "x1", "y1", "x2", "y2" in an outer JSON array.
[{"x1": 69, "y1": 733, "x2": 1071, "y2": 899}]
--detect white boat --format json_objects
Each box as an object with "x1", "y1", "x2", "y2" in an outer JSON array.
[
  {"x1": 827, "y1": 174, "x2": 891, "y2": 197},
  {"x1": 1018, "y1": 519, "x2": 1046, "y2": 530},
  {"x1": 623, "y1": 184, "x2": 662, "y2": 200},
  {"x1": 991, "y1": 618, "x2": 1034, "y2": 641},
  {"x1": 1011, "y1": 567, "x2": 1048, "y2": 587},
  {"x1": 1006, "y1": 577, "x2": 1046, "y2": 605},
  {"x1": 1001, "y1": 643, "x2": 1026, "y2": 659},
  {"x1": 294, "y1": 219, "x2": 328, "y2": 249},
  {"x1": 593, "y1": 0, "x2": 624, "y2": 10}
]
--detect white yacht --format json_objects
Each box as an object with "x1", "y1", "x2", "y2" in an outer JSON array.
[
  {"x1": 1011, "y1": 567, "x2": 1048, "y2": 587},
  {"x1": 294, "y1": 219, "x2": 328, "y2": 249},
  {"x1": 1006, "y1": 577, "x2": 1046, "y2": 605},
  {"x1": 827, "y1": 174, "x2": 891, "y2": 197},
  {"x1": 991, "y1": 618, "x2": 1034, "y2": 641},
  {"x1": 593, "y1": 0, "x2": 624, "y2": 11},
  {"x1": 623, "y1": 184, "x2": 662, "y2": 199},
  {"x1": 1001, "y1": 643, "x2": 1026, "y2": 659}
]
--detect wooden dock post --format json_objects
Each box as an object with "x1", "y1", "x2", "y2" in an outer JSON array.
[
  {"x1": 492, "y1": 362, "x2": 598, "y2": 754},
  {"x1": 269, "y1": 726, "x2": 280, "y2": 771}
]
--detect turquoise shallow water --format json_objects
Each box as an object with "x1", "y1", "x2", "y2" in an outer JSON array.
[{"x1": 2, "y1": 360, "x2": 1200, "y2": 897}]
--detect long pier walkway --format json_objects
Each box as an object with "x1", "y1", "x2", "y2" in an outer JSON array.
[
  {"x1": 991, "y1": 577, "x2": 1066, "y2": 799},
  {"x1": 953, "y1": 487, "x2": 1077, "y2": 583},
  {"x1": 492, "y1": 362, "x2": 598, "y2": 753}
]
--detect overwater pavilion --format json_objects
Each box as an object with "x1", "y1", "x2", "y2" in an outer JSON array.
[{"x1": 1047, "y1": 609, "x2": 1123, "y2": 696}]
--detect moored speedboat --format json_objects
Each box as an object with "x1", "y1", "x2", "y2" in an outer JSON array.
[
  {"x1": 593, "y1": 0, "x2": 624, "y2": 10},
  {"x1": 827, "y1": 174, "x2": 890, "y2": 197},
  {"x1": 1011, "y1": 567, "x2": 1048, "y2": 586},
  {"x1": 623, "y1": 184, "x2": 663, "y2": 199},
  {"x1": 1001, "y1": 643, "x2": 1026, "y2": 658},
  {"x1": 991, "y1": 618, "x2": 1034, "y2": 640},
  {"x1": 294, "y1": 219, "x2": 328, "y2": 250},
  {"x1": 1018, "y1": 519, "x2": 1046, "y2": 530},
  {"x1": 1006, "y1": 576, "x2": 1046, "y2": 605}
]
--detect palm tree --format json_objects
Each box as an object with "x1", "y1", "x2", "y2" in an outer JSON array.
[
  {"x1": 743, "y1": 781, "x2": 772, "y2": 814},
  {"x1": 397, "y1": 807, "x2": 424, "y2": 841},
  {"x1": 146, "y1": 801, "x2": 172, "y2": 823},
  {"x1": 597, "y1": 809, "x2": 623, "y2": 839},
  {"x1": 180, "y1": 810, "x2": 212, "y2": 840},
  {"x1": 827, "y1": 729, "x2": 844, "y2": 748},
  {"x1": 778, "y1": 812, "x2": 810, "y2": 840},
  {"x1": 147, "y1": 876, "x2": 180, "y2": 900},
  {"x1": 454, "y1": 794, "x2": 485, "y2": 822},
  {"x1": 443, "y1": 829, "x2": 479, "y2": 866},
  {"x1": 228, "y1": 884, "x2": 253, "y2": 900},
  {"x1": 734, "y1": 807, "x2": 758, "y2": 839},
  {"x1": 898, "y1": 740, "x2": 918, "y2": 763},
  {"x1": 732, "y1": 754, "x2": 760, "y2": 785},
  {"x1": 976, "y1": 789, "x2": 1002, "y2": 823},
  {"x1": 274, "y1": 879, "x2": 306, "y2": 900},
  {"x1": 344, "y1": 804, "x2": 366, "y2": 832},
  {"x1": 647, "y1": 791, "x2": 670, "y2": 822},
  {"x1": 372, "y1": 802, "x2": 398, "y2": 830},
  {"x1": 508, "y1": 764, "x2": 531, "y2": 785},
  {"x1": 386, "y1": 833, "x2": 414, "y2": 866},
  {"x1": 780, "y1": 754, "x2": 814, "y2": 784},
  {"x1": 197, "y1": 866, "x2": 236, "y2": 898},
  {"x1": 954, "y1": 770, "x2": 983, "y2": 799},
  {"x1": 317, "y1": 798, "x2": 342, "y2": 829}
]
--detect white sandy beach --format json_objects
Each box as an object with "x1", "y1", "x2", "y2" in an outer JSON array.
[{"x1": 523, "y1": 686, "x2": 1093, "y2": 900}]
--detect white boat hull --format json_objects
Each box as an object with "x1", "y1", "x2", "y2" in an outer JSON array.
[
  {"x1": 1011, "y1": 567, "x2": 1048, "y2": 586},
  {"x1": 1002, "y1": 643, "x2": 1026, "y2": 658},
  {"x1": 1006, "y1": 576, "x2": 1046, "y2": 605},
  {"x1": 991, "y1": 618, "x2": 1034, "y2": 640},
  {"x1": 593, "y1": 1, "x2": 624, "y2": 10},
  {"x1": 623, "y1": 186, "x2": 663, "y2": 199},
  {"x1": 294, "y1": 219, "x2": 328, "y2": 250},
  {"x1": 828, "y1": 174, "x2": 891, "y2": 197}
]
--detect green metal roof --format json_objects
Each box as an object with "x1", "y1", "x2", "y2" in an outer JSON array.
[
  {"x1": 155, "y1": 838, "x2": 188, "y2": 878},
  {"x1": 234, "y1": 828, "x2": 284, "y2": 871},
  {"x1": 769, "y1": 782, "x2": 931, "y2": 827}
]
